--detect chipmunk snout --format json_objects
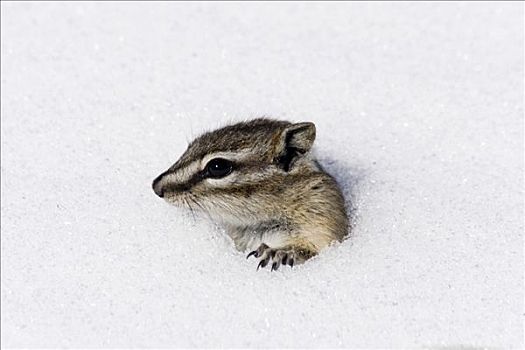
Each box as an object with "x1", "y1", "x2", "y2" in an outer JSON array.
[
  {"x1": 153, "y1": 170, "x2": 192, "y2": 198},
  {"x1": 152, "y1": 172, "x2": 166, "y2": 198}
]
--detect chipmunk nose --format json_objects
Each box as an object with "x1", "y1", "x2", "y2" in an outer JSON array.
[{"x1": 152, "y1": 173, "x2": 166, "y2": 198}]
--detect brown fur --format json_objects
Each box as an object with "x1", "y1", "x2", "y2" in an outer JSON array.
[{"x1": 152, "y1": 118, "x2": 348, "y2": 269}]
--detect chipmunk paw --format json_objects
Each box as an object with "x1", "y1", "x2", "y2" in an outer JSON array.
[{"x1": 246, "y1": 243, "x2": 296, "y2": 271}]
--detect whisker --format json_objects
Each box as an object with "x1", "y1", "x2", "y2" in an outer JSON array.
[
  {"x1": 189, "y1": 196, "x2": 213, "y2": 222},
  {"x1": 184, "y1": 196, "x2": 196, "y2": 222}
]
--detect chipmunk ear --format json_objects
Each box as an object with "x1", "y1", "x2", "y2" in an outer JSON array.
[{"x1": 274, "y1": 122, "x2": 316, "y2": 171}]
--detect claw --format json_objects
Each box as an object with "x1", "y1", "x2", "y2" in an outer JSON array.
[
  {"x1": 250, "y1": 243, "x2": 300, "y2": 271},
  {"x1": 257, "y1": 259, "x2": 269, "y2": 270}
]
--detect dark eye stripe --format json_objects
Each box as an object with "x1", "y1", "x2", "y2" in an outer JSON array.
[{"x1": 161, "y1": 158, "x2": 239, "y2": 194}]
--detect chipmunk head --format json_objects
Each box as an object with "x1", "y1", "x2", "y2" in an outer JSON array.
[{"x1": 152, "y1": 118, "x2": 317, "y2": 224}]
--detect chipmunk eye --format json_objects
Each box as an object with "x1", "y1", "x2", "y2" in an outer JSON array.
[{"x1": 205, "y1": 158, "x2": 233, "y2": 178}]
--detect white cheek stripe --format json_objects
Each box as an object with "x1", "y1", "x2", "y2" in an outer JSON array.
[
  {"x1": 200, "y1": 150, "x2": 253, "y2": 169},
  {"x1": 159, "y1": 160, "x2": 200, "y2": 189},
  {"x1": 204, "y1": 172, "x2": 241, "y2": 187}
]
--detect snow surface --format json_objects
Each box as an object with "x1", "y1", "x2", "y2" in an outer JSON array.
[{"x1": 1, "y1": 2, "x2": 523, "y2": 348}]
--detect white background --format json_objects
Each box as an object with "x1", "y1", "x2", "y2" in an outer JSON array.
[{"x1": 1, "y1": 2, "x2": 523, "y2": 348}]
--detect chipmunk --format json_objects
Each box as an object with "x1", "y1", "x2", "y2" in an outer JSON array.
[{"x1": 152, "y1": 118, "x2": 348, "y2": 270}]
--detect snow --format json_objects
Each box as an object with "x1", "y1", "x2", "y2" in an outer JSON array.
[{"x1": 1, "y1": 2, "x2": 523, "y2": 348}]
